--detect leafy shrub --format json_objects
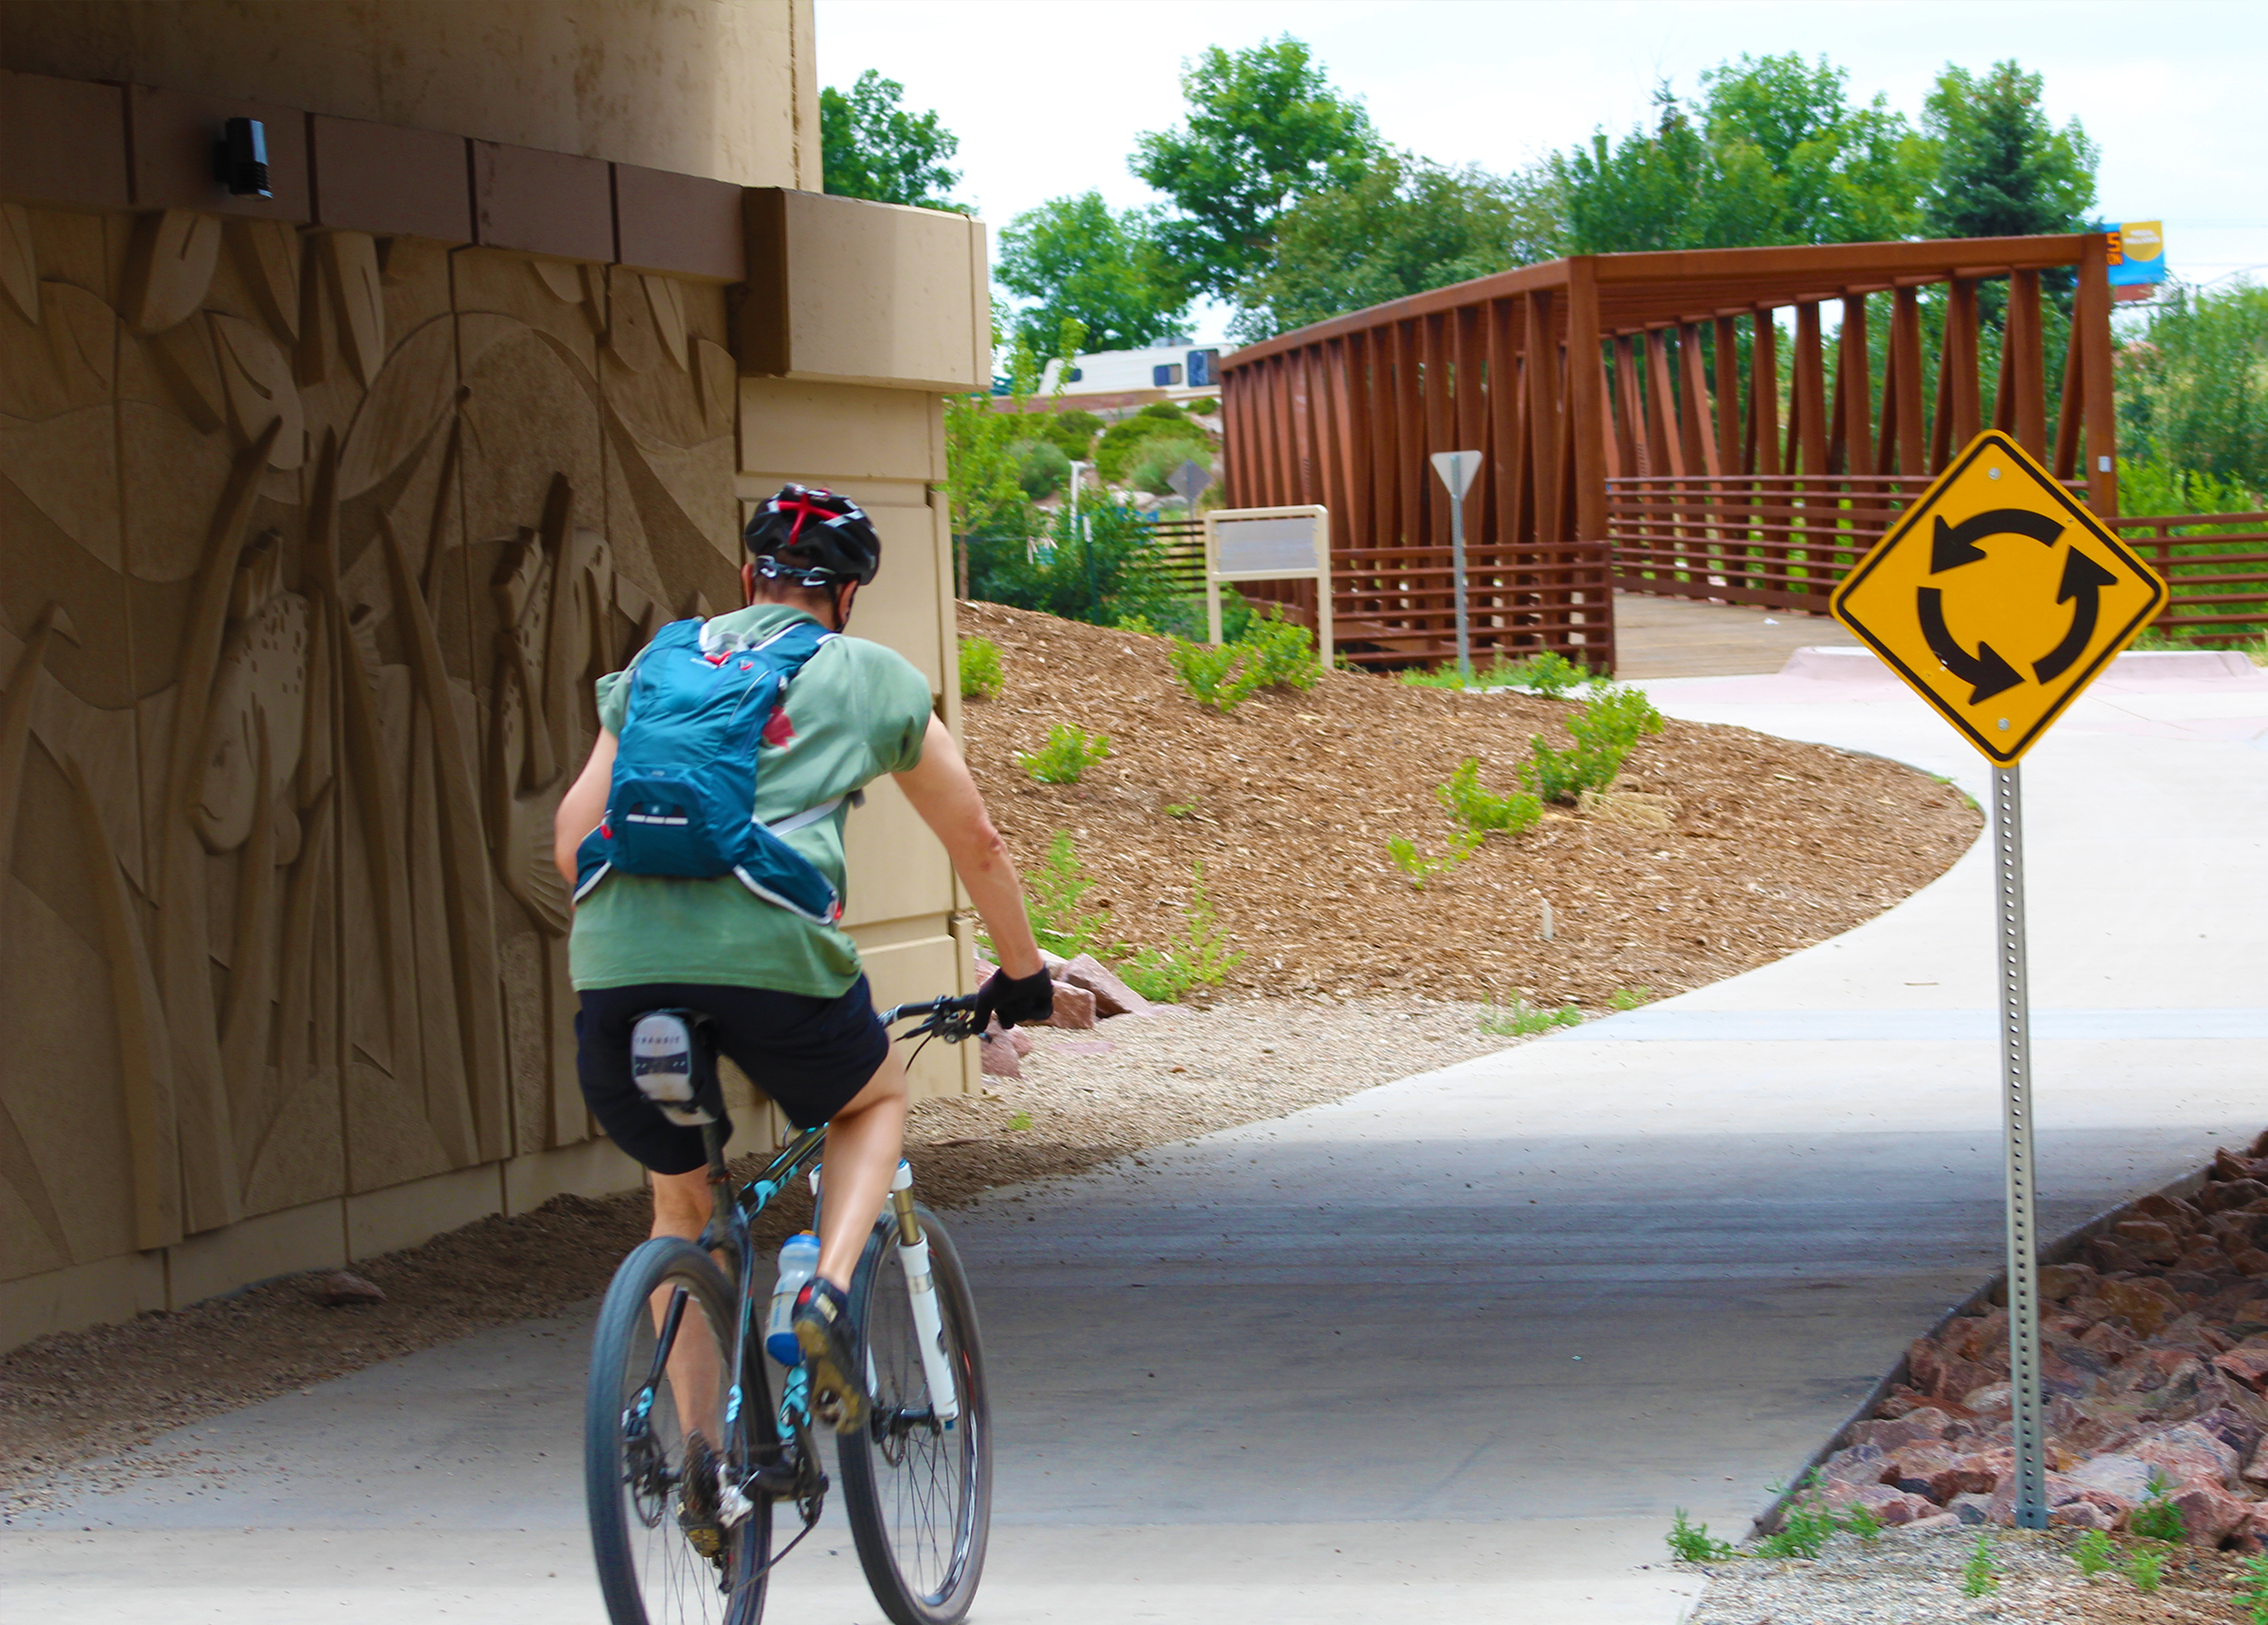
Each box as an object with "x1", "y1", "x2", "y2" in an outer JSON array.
[
  {"x1": 1014, "y1": 438, "x2": 1072, "y2": 499},
  {"x1": 1238, "y1": 610, "x2": 1319, "y2": 690},
  {"x1": 1020, "y1": 830, "x2": 1124, "y2": 960},
  {"x1": 1120, "y1": 862, "x2": 1244, "y2": 1002},
  {"x1": 1754, "y1": 1500, "x2": 1840, "y2": 1560},
  {"x1": 1435, "y1": 757, "x2": 1541, "y2": 836},
  {"x1": 2234, "y1": 1552, "x2": 2268, "y2": 1623},
  {"x1": 1016, "y1": 723, "x2": 1110, "y2": 784},
  {"x1": 1188, "y1": 396, "x2": 1219, "y2": 416},
  {"x1": 2126, "y1": 1547, "x2": 2168, "y2": 1591},
  {"x1": 964, "y1": 498, "x2": 1178, "y2": 630},
  {"x1": 1664, "y1": 1508, "x2": 1737, "y2": 1563},
  {"x1": 1478, "y1": 996, "x2": 1581, "y2": 1037},
  {"x1": 1095, "y1": 404, "x2": 1198, "y2": 483},
  {"x1": 959, "y1": 634, "x2": 1003, "y2": 700},
  {"x1": 1127, "y1": 435, "x2": 1214, "y2": 497},
  {"x1": 2130, "y1": 1475, "x2": 2186, "y2": 1542},
  {"x1": 1385, "y1": 828, "x2": 1483, "y2": 888},
  {"x1": 1493, "y1": 651, "x2": 1598, "y2": 699},
  {"x1": 1961, "y1": 1532, "x2": 1999, "y2": 1597},
  {"x1": 1037, "y1": 408, "x2": 1103, "y2": 459},
  {"x1": 2073, "y1": 1530, "x2": 2116, "y2": 1577},
  {"x1": 1520, "y1": 685, "x2": 1663, "y2": 803},
  {"x1": 1169, "y1": 636, "x2": 1263, "y2": 713}
]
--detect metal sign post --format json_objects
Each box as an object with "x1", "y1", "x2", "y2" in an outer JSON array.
[
  {"x1": 1831, "y1": 430, "x2": 2168, "y2": 1535},
  {"x1": 1429, "y1": 450, "x2": 1481, "y2": 680},
  {"x1": 1992, "y1": 764, "x2": 2046, "y2": 1526}
]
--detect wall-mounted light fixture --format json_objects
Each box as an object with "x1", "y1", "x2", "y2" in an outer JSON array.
[{"x1": 213, "y1": 117, "x2": 271, "y2": 198}]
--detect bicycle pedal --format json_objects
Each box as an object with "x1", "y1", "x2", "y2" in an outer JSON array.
[{"x1": 680, "y1": 1520, "x2": 727, "y2": 1561}]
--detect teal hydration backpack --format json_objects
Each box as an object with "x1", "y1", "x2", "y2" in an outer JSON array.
[{"x1": 573, "y1": 616, "x2": 846, "y2": 923}]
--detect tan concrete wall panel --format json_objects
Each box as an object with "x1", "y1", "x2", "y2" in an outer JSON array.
[
  {"x1": 0, "y1": 2, "x2": 810, "y2": 190},
  {"x1": 738, "y1": 378, "x2": 944, "y2": 487}
]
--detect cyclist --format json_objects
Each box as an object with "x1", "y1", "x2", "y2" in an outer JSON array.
[{"x1": 552, "y1": 484, "x2": 1051, "y2": 1431}]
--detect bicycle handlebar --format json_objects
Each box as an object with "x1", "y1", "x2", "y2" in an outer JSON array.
[{"x1": 875, "y1": 993, "x2": 982, "y2": 1043}]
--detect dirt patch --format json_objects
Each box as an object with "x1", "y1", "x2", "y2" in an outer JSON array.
[
  {"x1": 0, "y1": 993, "x2": 1515, "y2": 1515},
  {"x1": 958, "y1": 602, "x2": 1980, "y2": 1006}
]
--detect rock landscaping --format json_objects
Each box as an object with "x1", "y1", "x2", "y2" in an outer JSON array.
[{"x1": 1792, "y1": 1132, "x2": 2268, "y2": 1552}]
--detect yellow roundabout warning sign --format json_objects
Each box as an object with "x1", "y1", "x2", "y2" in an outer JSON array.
[{"x1": 1831, "y1": 432, "x2": 2168, "y2": 763}]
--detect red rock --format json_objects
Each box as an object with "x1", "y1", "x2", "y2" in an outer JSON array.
[
  {"x1": 2068, "y1": 1452, "x2": 2156, "y2": 1504},
  {"x1": 2051, "y1": 1499, "x2": 2116, "y2": 1530},
  {"x1": 2169, "y1": 1480, "x2": 2250, "y2": 1543},
  {"x1": 2209, "y1": 1179, "x2": 2268, "y2": 1213},
  {"x1": 2244, "y1": 1437, "x2": 2268, "y2": 1486},
  {"x1": 2095, "y1": 1278, "x2": 2182, "y2": 1337},
  {"x1": 2131, "y1": 1420, "x2": 2243, "y2": 1490},
  {"x1": 2136, "y1": 1193, "x2": 2205, "y2": 1225},
  {"x1": 1815, "y1": 1442, "x2": 1890, "y2": 1490},
  {"x1": 2039, "y1": 1263, "x2": 2096, "y2": 1301},
  {"x1": 1962, "y1": 1382, "x2": 2015, "y2": 1418},
  {"x1": 1054, "y1": 954, "x2": 1153, "y2": 1018},
  {"x1": 1848, "y1": 1408, "x2": 1956, "y2": 1452},
  {"x1": 1887, "y1": 1442, "x2": 2000, "y2": 1502},
  {"x1": 1042, "y1": 981, "x2": 1098, "y2": 1030},
  {"x1": 2234, "y1": 1505, "x2": 2268, "y2": 1553},
  {"x1": 1814, "y1": 1481, "x2": 1936, "y2": 1525},
  {"x1": 978, "y1": 1031, "x2": 1021, "y2": 1077},
  {"x1": 310, "y1": 1269, "x2": 386, "y2": 1307}
]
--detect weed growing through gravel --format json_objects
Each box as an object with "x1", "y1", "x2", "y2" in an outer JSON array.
[
  {"x1": 1017, "y1": 723, "x2": 1111, "y2": 784},
  {"x1": 1961, "y1": 1532, "x2": 1999, "y2": 1597},
  {"x1": 1842, "y1": 1503, "x2": 1882, "y2": 1542},
  {"x1": 2126, "y1": 1546, "x2": 2170, "y2": 1592},
  {"x1": 2233, "y1": 1553, "x2": 2268, "y2": 1621},
  {"x1": 1386, "y1": 829, "x2": 1484, "y2": 888},
  {"x1": 1608, "y1": 985, "x2": 1654, "y2": 1012},
  {"x1": 1164, "y1": 801, "x2": 1197, "y2": 817},
  {"x1": 1478, "y1": 995, "x2": 1582, "y2": 1037},
  {"x1": 1435, "y1": 757, "x2": 1542, "y2": 837},
  {"x1": 960, "y1": 634, "x2": 1004, "y2": 700},
  {"x1": 2073, "y1": 1530, "x2": 2116, "y2": 1577},
  {"x1": 1021, "y1": 831, "x2": 1126, "y2": 960},
  {"x1": 1120, "y1": 861, "x2": 1246, "y2": 1002},
  {"x1": 1007, "y1": 1112, "x2": 1032, "y2": 1131},
  {"x1": 2131, "y1": 1473, "x2": 2187, "y2": 1542},
  {"x1": 1754, "y1": 1500, "x2": 1841, "y2": 1560},
  {"x1": 1521, "y1": 686, "x2": 1664, "y2": 803},
  {"x1": 1666, "y1": 1508, "x2": 1739, "y2": 1563}
]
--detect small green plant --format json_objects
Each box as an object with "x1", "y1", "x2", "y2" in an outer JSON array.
[
  {"x1": 2073, "y1": 1529, "x2": 2116, "y2": 1577},
  {"x1": 1841, "y1": 1502, "x2": 1882, "y2": 1542},
  {"x1": 1608, "y1": 985, "x2": 1654, "y2": 1012},
  {"x1": 959, "y1": 633, "x2": 1004, "y2": 700},
  {"x1": 1520, "y1": 685, "x2": 1664, "y2": 803},
  {"x1": 1119, "y1": 861, "x2": 1245, "y2": 1003},
  {"x1": 1664, "y1": 1508, "x2": 1737, "y2": 1563},
  {"x1": 2233, "y1": 1552, "x2": 2268, "y2": 1621},
  {"x1": 2125, "y1": 1546, "x2": 2169, "y2": 1592},
  {"x1": 1435, "y1": 758, "x2": 1542, "y2": 837},
  {"x1": 1237, "y1": 609, "x2": 1320, "y2": 691},
  {"x1": 1168, "y1": 635, "x2": 1263, "y2": 713},
  {"x1": 1929, "y1": 772, "x2": 1980, "y2": 812},
  {"x1": 1961, "y1": 1532, "x2": 1999, "y2": 1597},
  {"x1": 1754, "y1": 1500, "x2": 1840, "y2": 1560},
  {"x1": 1493, "y1": 650, "x2": 1598, "y2": 699},
  {"x1": 1114, "y1": 612, "x2": 1160, "y2": 637},
  {"x1": 1007, "y1": 1111, "x2": 1033, "y2": 1131},
  {"x1": 1016, "y1": 722, "x2": 1111, "y2": 784},
  {"x1": 1385, "y1": 828, "x2": 1484, "y2": 888},
  {"x1": 1021, "y1": 831, "x2": 1125, "y2": 961},
  {"x1": 1478, "y1": 995, "x2": 1582, "y2": 1037},
  {"x1": 2130, "y1": 1473, "x2": 2186, "y2": 1542},
  {"x1": 1163, "y1": 801, "x2": 1197, "y2": 818}
]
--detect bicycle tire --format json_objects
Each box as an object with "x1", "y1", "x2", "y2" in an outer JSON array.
[
  {"x1": 837, "y1": 1206, "x2": 992, "y2": 1625},
  {"x1": 586, "y1": 1236, "x2": 773, "y2": 1625}
]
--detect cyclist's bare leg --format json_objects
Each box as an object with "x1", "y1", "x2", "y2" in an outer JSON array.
[
  {"x1": 648, "y1": 1169, "x2": 723, "y2": 1447},
  {"x1": 814, "y1": 1042, "x2": 910, "y2": 1290}
]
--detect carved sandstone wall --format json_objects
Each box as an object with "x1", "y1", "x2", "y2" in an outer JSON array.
[{"x1": 0, "y1": 9, "x2": 983, "y2": 1350}]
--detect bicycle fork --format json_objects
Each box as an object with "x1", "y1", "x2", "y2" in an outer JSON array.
[{"x1": 887, "y1": 1161, "x2": 962, "y2": 1424}]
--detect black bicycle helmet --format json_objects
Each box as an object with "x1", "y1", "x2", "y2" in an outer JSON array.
[{"x1": 742, "y1": 484, "x2": 882, "y2": 585}]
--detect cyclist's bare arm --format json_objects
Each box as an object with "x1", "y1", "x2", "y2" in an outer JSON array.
[
  {"x1": 553, "y1": 729, "x2": 617, "y2": 886},
  {"x1": 552, "y1": 718, "x2": 1043, "y2": 984},
  {"x1": 894, "y1": 716, "x2": 1044, "y2": 980}
]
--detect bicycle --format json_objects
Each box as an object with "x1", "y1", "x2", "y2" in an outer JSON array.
[{"x1": 583, "y1": 994, "x2": 992, "y2": 1625}]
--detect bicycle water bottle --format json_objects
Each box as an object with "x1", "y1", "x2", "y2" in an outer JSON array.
[{"x1": 765, "y1": 1232, "x2": 821, "y2": 1365}]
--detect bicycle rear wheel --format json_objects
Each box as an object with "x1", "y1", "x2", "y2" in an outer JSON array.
[
  {"x1": 586, "y1": 1237, "x2": 772, "y2": 1625},
  {"x1": 837, "y1": 1206, "x2": 992, "y2": 1625}
]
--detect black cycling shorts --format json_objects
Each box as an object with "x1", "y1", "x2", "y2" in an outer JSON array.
[{"x1": 575, "y1": 976, "x2": 889, "y2": 1175}]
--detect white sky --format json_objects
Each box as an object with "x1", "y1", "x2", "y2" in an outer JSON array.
[{"x1": 816, "y1": 0, "x2": 2268, "y2": 344}]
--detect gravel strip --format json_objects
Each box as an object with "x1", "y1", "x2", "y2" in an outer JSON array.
[{"x1": 1684, "y1": 1526, "x2": 2252, "y2": 1623}]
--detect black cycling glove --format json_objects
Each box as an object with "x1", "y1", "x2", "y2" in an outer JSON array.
[{"x1": 974, "y1": 965, "x2": 1054, "y2": 1030}]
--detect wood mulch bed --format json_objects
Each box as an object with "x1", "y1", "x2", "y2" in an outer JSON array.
[{"x1": 956, "y1": 602, "x2": 1980, "y2": 1007}]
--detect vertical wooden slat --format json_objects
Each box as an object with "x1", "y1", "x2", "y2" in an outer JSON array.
[
  {"x1": 1945, "y1": 279, "x2": 1981, "y2": 465},
  {"x1": 1790, "y1": 301, "x2": 1827, "y2": 475},
  {"x1": 1644, "y1": 329, "x2": 1686, "y2": 477},
  {"x1": 1749, "y1": 310, "x2": 1781, "y2": 477},
  {"x1": 2054, "y1": 307, "x2": 2084, "y2": 481},
  {"x1": 1489, "y1": 303, "x2": 1523, "y2": 547},
  {"x1": 1891, "y1": 285, "x2": 1925, "y2": 477},
  {"x1": 2077, "y1": 233, "x2": 2118, "y2": 515},
  {"x1": 2007, "y1": 269, "x2": 2046, "y2": 456},
  {"x1": 1374, "y1": 325, "x2": 1401, "y2": 553},
  {"x1": 1526, "y1": 289, "x2": 1560, "y2": 543},
  {"x1": 1566, "y1": 259, "x2": 1608, "y2": 671},
  {"x1": 1833, "y1": 292, "x2": 1871, "y2": 476},
  {"x1": 1679, "y1": 323, "x2": 1720, "y2": 475},
  {"x1": 1615, "y1": 337, "x2": 1647, "y2": 476}
]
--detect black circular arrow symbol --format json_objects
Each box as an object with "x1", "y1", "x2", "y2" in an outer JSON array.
[{"x1": 1916, "y1": 508, "x2": 2107, "y2": 704}]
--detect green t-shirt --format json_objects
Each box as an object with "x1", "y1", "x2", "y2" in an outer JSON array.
[{"x1": 568, "y1": 604, "x2": 934, "y2": 996}]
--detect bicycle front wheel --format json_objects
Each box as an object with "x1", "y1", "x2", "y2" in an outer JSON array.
[
  {"x1": 586, "y1": 1236, "x2": 772, "y2": 1625},
  {"x1": 837, "y1": 1205, "x2": 992, "y2": 1625}
]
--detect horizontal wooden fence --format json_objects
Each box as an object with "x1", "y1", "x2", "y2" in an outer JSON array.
[{"x1": 2106, "y1": 512, "x2": 2268, "y2": 645}]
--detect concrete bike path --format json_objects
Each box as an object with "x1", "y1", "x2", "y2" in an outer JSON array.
[{"x1": 5, "y1": 650, "x2": 2264, "y2": 1623}]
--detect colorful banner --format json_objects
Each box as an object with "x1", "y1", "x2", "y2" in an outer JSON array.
[{"x1": 2107, "y1": 221, "x2": 2166, "y2": 287}]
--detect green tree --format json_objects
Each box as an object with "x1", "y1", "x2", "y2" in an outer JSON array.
[
  {"x1": 820, "y1": 69, "x2": 965, "y2": 211},
  {"x1": 1919, "y1": 61, "x2": 2097, "y2": 241},
  {"x1": 1558, "y1": 54, "x2": 1920, "y2": 254},
  {"x1": 1237, "y1": 152, "x2": 1563, "y2": 338},
  {"x1": 996, "y1": 192, "x2": 1191, "y2": 353},
  {"x1": 1131, "y1": 35, "x2": 1383, "y2": 301},
  {"x1": 2118, "y1": 282, "x2": 2268, "y2": 491}
]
